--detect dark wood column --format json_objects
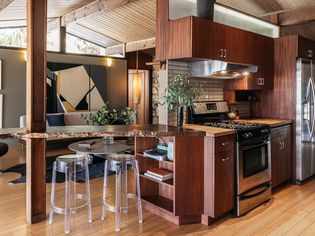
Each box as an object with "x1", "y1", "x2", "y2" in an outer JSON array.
[
  {"x1": 26, "y1": 0, "x2": 47, "y2": 224},
  {"x1": 60, "y1": 24, "x2": 66, "y2": 53}
]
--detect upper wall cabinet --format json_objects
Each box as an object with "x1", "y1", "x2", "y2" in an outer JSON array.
[
  {"x1": 298, "y1": 37, "x2": 315, "y2": 60},
  {"x1": 157, "y1": 16, "x2": 274, "y2": 90}
]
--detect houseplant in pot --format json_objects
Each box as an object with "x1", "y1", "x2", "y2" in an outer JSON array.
[
  {"x1": 81, "y1": 103, "x2": 137, "y2": 144},
  {"x1": 162, "y1": 75, "x2": 199, "y2": 126}
]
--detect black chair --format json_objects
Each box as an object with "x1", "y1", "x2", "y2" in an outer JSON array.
[{"x1": 0, "y1": 142, "x2": 8, "y2": 174}]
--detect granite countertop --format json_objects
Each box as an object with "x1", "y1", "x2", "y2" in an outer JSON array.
[
  {"x1": 238, "y1": 118, "x2": 292, "y2": 128},
  {"x1": 0, "y1": 125, "x2": 205, "y2": 139},
  {"x1": 184, "y1": 124, "x2": 235, "y2": 137}
]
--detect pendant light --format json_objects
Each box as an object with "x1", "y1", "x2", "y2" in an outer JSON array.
[{"x1": 133, "y1": 51, "x2": 142, "y2": 105}]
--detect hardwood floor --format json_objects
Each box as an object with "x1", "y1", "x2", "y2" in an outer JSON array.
[{"x1": 1, "y1": 145, "x2": 315, "y2": 235}]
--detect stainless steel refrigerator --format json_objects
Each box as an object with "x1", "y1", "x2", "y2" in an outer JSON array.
[{"x1": 296, "y1": 58, "x2": 315, "y2": 183}]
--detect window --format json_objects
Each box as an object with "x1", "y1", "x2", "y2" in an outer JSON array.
[
  {"x1": 0, "y1": 27, "x2": 26, "y2": 48},
  {"x1": 66, "y1": 34, "x2": 106, "y2": 56}
]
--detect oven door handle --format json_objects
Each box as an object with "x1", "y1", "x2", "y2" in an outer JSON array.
[
  {"x1": 239, "y1": 184, "x2": 270, "y2": 200},
  {"x1": 240, "y1": 140, "x2": 270, "y2": 150}
]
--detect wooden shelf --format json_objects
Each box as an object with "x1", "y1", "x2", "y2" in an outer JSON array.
[
  {"x1": 142, "y1": 195, "x2": 173, "y2": 213},
  {"x1": 140, "y1": 173, "x2": 174, "y2": 187},
  {"x1": 136, "y1": 153, "x2": 174, "y2": 166}
]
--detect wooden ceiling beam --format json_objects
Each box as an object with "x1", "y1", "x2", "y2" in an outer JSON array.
[
  {"x1": 261, "y1": 4, "x2": 315, "y2": 26},
  {"x1": 105, "y1": 37, "x2": 156, "y2": 57},
  {"x1": 254, "y1": 0, "x2": 282, "y2": 13},
  {"x1": 61, "y1": 0, "x2": 136, "y2": 27},
  {"x1": 0, "y1": 0, "x2": 13, "y2": 12},
  {"x1": 278, "y1": 5, "x2": 315, "y2": 26}
]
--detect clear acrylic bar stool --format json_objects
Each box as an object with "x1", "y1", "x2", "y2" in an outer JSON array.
[
  {"x1": 101, "y1": 154, "x2": 142, "y2": 231},
  {"x1": 49, "y1": 154, "x2": 92, "y2": 234}
]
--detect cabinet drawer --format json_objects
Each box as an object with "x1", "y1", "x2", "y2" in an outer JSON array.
[{"x1": 215, "y1": 135, "x2": 235, "y2": 153}]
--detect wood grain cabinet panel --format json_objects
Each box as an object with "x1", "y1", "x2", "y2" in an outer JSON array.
[
  {"x1": 204, "y1": 135, "x2": 235, "y2": 220},
  {"x1": 271, "y1": 125, "x2": 292, "y2": 189}
]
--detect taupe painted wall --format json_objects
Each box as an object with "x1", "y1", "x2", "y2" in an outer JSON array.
[{"x1": 0, "y1": 48, "x2": 127, "y2": 128}]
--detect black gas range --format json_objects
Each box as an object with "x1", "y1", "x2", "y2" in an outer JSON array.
[
  {"x1": 191, "y1": 101, "x2": 272, "y2": 216},
  {"x1": 201, "y1": 120, "x2": 270, "y2": 142},
  {"x1": 191, "y1": 101, "x2": 270, "y2": 141}
]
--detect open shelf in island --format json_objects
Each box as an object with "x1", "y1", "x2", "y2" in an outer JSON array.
[{"x1": 135, "y1": 136, "x2": 204, "y2": 225}]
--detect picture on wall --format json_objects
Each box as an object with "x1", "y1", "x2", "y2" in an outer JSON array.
[
  {"x1": 0, "y1": 94, "x2": 3, "y2": 128},
  {"x1": 47, "y1": 62, "x2": 107, "y2": 113},
  {"x1": 0, "y1": 60, "x2": 2, "y2": 90}
]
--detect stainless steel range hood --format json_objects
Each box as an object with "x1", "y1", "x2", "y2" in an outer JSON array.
[{"x1": 188, "y1": 60, "x2": 258, "y2": 79}]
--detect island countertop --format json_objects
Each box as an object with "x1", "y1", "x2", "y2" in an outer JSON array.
[{"x1": 0, "y1": 124, "x2": 206, "y2": 139}]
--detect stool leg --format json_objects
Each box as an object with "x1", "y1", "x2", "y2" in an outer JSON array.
[
  {"x1": 49, "y1": 161, "x2": 57, "y2": 224},
  {"x1": 122, "y1": 161, "x2": 128, "y2": 213},
  {"x1": 65, "y1": 165, "x2": 71, "y2": 234},
  {"x1": 134, "y1": 160, "x2": 143, "y2": 224},
  {"x1": 115, "y1": 163, "x2": 122, "y2": 232},
  {"x1": 85, "y1": 160, "x2": 92, "y2": 223},
  {"x1": 101, "y1": 160, "x2": 108, "y2": 221}
]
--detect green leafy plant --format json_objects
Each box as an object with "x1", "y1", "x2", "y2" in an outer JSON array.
[
  {"x1": 162, "y1": 74, "x2": 200, "y2": 109},
  {"x1": 81, "y1": 103, "x2": 137, "y2": 125}
]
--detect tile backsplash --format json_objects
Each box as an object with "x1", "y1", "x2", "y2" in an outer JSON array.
[{"x1": 167, "y1": 60, "x2": 225, "y2": 125}]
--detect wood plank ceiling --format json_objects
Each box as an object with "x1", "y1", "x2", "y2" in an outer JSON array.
[
  {"x1": 1, "y1": 0, "x2": 315, "y2": 48},
  {"x1": 217, "y1": 0, "x2": 315, "y2": 40},
  {"x1": 73, "y1": 0, "x2": 156, "y2": 43},
  {"x1": 0, "y1": 0, "x2": 95, "y2": 20}
]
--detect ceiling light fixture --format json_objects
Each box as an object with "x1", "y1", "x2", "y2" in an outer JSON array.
[
  {"x1": 106, "y1": 58, "x2": 112, "y2": 67},
  {"x1": 133, "y1": 51, "x2": 142, "y2": 105}
]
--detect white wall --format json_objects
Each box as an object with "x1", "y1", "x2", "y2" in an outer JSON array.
[{"x1": 0, "y1": 48, "x2": 127, "y2": 128}]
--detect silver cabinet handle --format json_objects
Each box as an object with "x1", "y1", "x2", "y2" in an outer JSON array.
[
  {"x1": 220, "y1": 49, "x2": 224, "y2": 58},
  {"x1": 222, "y1": 157, "x2": 230, "y2": 162},
  {"x1": 262, "y1": 78, "x2": 265, "y2": 86},
  {"x1": 221, "y1": 142, "x2": 229, "y2": 146},
  {"x1": 279, "y1": 141, "x2": 285, "y2": 150},
  {"x1": 223, "y1": 49, "x2": 227, "y2": 58},
  {"x1": 307, "y1": 49, "x2": 313, "y2": 58}
]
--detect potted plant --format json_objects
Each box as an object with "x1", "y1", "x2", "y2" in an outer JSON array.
[
  {"x1": 81, "y1": 103, "x2": 137, "y2": 125},
  {"x1": 162, "y1": 75, "x2": 199, "y2": 126}
]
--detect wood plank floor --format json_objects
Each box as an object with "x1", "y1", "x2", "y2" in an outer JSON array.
[{"x1": 1, "y1": 145, "x2": 315, "y2": 235}]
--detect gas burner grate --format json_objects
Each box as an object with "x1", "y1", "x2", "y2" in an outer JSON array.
[{"x1": 203, "y1": 120, "x2": 267, "y2": 131}]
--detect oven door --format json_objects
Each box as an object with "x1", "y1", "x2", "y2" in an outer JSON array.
[{"x1": 237, "y1": 137, "x2": 271, "y2": 194}]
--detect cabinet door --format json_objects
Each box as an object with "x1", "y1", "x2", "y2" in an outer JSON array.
[
  {"x1": 281, "y1": 126, "x2": 292, "y2": 183},
  {"x1": 212, "y1": 22, "x2": 227, "y2": 60},
  {"x1": 214, "y1": 149, "x2": 235, "y2": 217},
  {"x1": 298, "y1": 37, "x2": 315, "y2": 60},
  {"x1": 225, "y1": 27, "x2": 247, "y2": 64},
  {"x1": 271, "y1": 126, "x2": 292, "y2": 188},
  {"x1": 271, "y1": 128, "x2": 282, "y2": 188}
]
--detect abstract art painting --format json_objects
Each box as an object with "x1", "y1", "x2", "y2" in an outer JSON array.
[{"x1": 47, "y1": 62, "x2": 107, "y2": 113}]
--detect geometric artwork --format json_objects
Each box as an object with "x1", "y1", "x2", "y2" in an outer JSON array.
[
  {"x1": 0, "y1": 94, "x2": 2, "y2": 128},
  {"x1": 47, "y1": 62, "x2": 107, "y2": 113}
]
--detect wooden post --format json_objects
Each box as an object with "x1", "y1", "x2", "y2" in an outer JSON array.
[
  {"x1": 60, "y1": 24, "x2": 66, "y2": 53},
  {"x1": 26, "y1": 0, "x2": 47, "y2": 224}
]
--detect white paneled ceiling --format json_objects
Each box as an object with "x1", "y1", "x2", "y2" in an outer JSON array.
[
  {"x1": 217, "y1": 0, "x2": 315, "y2": 16},
  {"x1": 75, "y1": 0, "x2": 156, "y2": 43},
  {"x1": 0, "y1": 0, "x2": 95, "y2": 20}
]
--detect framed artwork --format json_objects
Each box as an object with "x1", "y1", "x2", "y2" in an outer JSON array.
[
  {"x1": 0, "y1": 94, "x2": 3, "y2": 128},
  {"x1": 0, "y1": 60, "x2": 2, "y2": 90}
]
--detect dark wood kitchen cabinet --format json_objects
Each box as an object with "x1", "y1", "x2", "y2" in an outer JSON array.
[
  {"x1": 226, "y1": 32, "x2": 274, "y2": 90},
  {"x1": 298, "y1": 36, "x2": 315, "y2": 60},
  {"x1": 271, "y1": 125, "x2": 292, "y2": 189},
  {"x1": 203, "y1": 135, "x2": 235, "y2": 225}
]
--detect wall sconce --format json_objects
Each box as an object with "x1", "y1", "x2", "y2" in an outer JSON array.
[
  {"x1": 133, "y1": 72, "x2": 142, "y2": 104},
  {"x1": 23, "y1": 51, "x2": 27, "y2": 61},
  {"x1": 133, "y1": 51, "x2": 142, "y2": 105},
  {"x1": 106, "y1": 58, "x2": 112, "y2": 67}
]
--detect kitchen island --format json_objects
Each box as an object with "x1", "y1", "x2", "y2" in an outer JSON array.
[{"x1": 0, "y1": 125, "x2": 205, "y2": 225}]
